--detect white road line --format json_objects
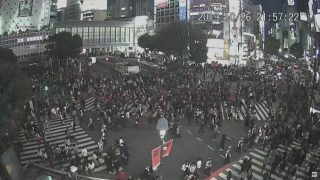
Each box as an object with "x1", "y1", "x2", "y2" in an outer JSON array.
[
  {"x1": 226, "y1": 137, "x2": 232, "y2": 141},
  {"x1": 219, "y1": 154, "x2": 225, "y2": 159},
  {"x1": 186, "y1": 130, "x2": 192, "y2": 134},
  {"x1": 196, "y1": 137, "x2": 202, "y2": 141},
  {"x1": 207, "y1": 145, "x2": 214, "y2": 151}
]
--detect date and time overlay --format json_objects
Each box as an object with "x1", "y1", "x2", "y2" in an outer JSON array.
[{"x1": 196, "y1": 11, "x2": 300, "y2": 22}]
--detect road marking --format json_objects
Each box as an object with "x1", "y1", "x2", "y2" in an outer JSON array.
[
  {"x1": 207, "y1": 145, "x2": 214, "y2": 151},
  {"x1": 196, "y1": 137, "x2": 202, "y2": 141},
  {"x1": 219, "y1": 154, "x2": 225, "y2": 159},
  {"x1": 217, "y1": 130, "x2": 221, "y2": 134},
  {"x1": 226, "y1": 137, "x2": 232, "y2": 141},
  {"x1": 186, "y1": 130, "x2": 192, "y2": 134}
]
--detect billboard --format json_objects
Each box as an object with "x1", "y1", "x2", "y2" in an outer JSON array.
[
  {"x1": 179, "y1": 0, "x2": 187, "y2": 20},
  {"x1": 155, "y1": 0, "x2": 168, "y2": 8},
  {"x1": 190, "y1": 0, "x2": 227, "y2": 20},
  {"x1": 288, "y1": 0, "x2": 295, "y2": 6}
]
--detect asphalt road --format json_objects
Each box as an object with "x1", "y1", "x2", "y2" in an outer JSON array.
[{"x1": 76, "y1": 62, "x2": 257, "y2": 179}]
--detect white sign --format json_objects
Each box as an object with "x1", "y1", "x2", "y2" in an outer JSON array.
[
  {"x1": 315, "y1": 14, "x2": 320, "y2": 32},
  {"x1": 288, "y1": 0, "x2": 295, "y2": 6}
]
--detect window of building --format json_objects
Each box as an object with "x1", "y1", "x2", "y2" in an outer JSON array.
[
  {"x1": 72, "y1": 27, "x2": 77, "y2": 35},
  {"x1": 88, "y1": 27, "x2": 94, "y2": 44},
  {"x1": 17, "y1": 38, "x2": 24, "y2": 43},
  {"x1": 125, "y1": 27, "x2": 130, "y2": 43},
  {"x1": 100, "y1": 27, "x2": 105, "y2": 43},
  {"x1": 110, "y1": 27, "x2": 115, "y2": 43},
  {"x1": 106, "y1": 27, "x2": 111, "y2": 43},
  {"x1": 83, "y1": 27, "x2": 89, "y2": 44},
  {"x1": 121, "y1": 27, "x2": 126, "y2": 42},
  {"x1": 78, "y1": 27, "x2": 83, "y2": 39},
  {"x1": 94, "y1": 27, "x2": 100, "y2": 44},
  {"x1": 116, "y1": 27, "x2": 121, "y2": 43},
  {"x1": 129, "y1": 27, "x2": 133, "y2": 44}
]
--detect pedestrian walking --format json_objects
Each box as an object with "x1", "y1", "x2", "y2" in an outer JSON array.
[
  {"x1": 198, "y1": 120, "x2": 205, "y2": 134},
  {"x1": 224, "y1": 146, "x2": 231, "y2": 164},
  {"x1": 220, "y1": 134, "x2": 226, "y2": 150},
  {"x1": 226, "y1": 170, "x2": 232, "y2": 180},
  {"x1": 88, "y1": 118, "x2": 93, "y2": 130}
]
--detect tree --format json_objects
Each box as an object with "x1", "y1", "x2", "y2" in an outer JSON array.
[
  {"x1": 289, "y1": 43, "x2": 303, "y2": 58},
  {"x1": 138, "y1": 33, "x2": 157, "y2": 52},
  {"x1": 265, "y1": 37, "x2": 280, "y2": 55},
  {"x1": 189, "y1": 26, "x2": 208, "y2": 63},
  {"x1": 45, "y1": 32, "x2": 83, "y2": 67},
  {"x1": 0, "y1": 47, "x2": 31, "y2": 154},
  {"x1": 154, "y1": 22, "x2": 189, "y2": 57}
]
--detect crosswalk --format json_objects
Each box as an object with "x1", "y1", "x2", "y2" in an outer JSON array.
[
  {"x1": 221, "y1": 99, "x2": 270, "y2": 122},
  {"x1": 19, "y1": 97, "x2": 105, "y2": 172},
  {"x1": 210, "y1": 141, "x2": 312, "y2": 180}
]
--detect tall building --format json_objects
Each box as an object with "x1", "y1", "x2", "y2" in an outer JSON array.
[
  {"x1": 108, "y1": 0, "x2": 134, "y2": 18},
  {"x1": 154, "y1": 0, "x2": 188, "y2": 29},
  {"x1": 133, "y1": 0, "x2": 154, "y2": 18},
  {"x1": 228, "y1": 0, "x2": 255, "y2": 64},
  {"x1": 189, "y1": 0, "x2": 229, "y2": 63},
  {"x1": 64, "y1": 0, "x2": 81, "y2": 20},
  {"x1": 0, "y1": 0, "x2": 52, "y2": 35},
  {"x1": 271, "y1": 0, "x2": 309, "y2": 55}
]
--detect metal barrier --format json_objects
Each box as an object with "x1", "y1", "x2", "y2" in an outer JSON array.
[{"x1": 28, "y1": 163, "x2": 113, "y2": 180}]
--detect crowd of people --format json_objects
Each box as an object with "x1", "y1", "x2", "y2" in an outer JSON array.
[{"x1": 20, "y1": 58, "x2": 320, "y2": 180}]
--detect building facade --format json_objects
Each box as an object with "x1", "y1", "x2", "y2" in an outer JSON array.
[
  {"x1": 268, "y1": 0, "x2": 309, "y2": 56},
  {"x1": 62, "y1": 0, "x2": 109, "y2": 21},
  {"x1": 82, "y1": 10, "x2": 112, "y2": 21},
  {"x1": 108, "y1": 0, "x2": 134, "y2": 18},
  {"x1": 0, "y1": 0, "x2": 52, "y2": 35},
  {"x1": 64, "y1": 0, "x2": 82, "y2": 20},
  {"x1": 54, "y1": 16, "x2": 153, "y2": 54},
  {"x1": 133, "y1": 0, "x2": 154, "y2": 18},
  {"x1": 0, "y1": 31, "x2": 52, "y2": 61},
  {"x1": 154, "y1": 0, "x2": 188, "y2": 29}
]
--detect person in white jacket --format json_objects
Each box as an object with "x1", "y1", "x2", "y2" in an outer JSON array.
[{"x1": 88, "y1": 161, "x2": 95, "y2": 175}]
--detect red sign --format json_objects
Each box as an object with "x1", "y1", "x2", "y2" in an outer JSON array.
[
  {"x1": 151, "y1": 146, "x2": 161, "y2": 170},
  {"x1": 162, "y1": 139, "x2": 174, "y2": 157}
]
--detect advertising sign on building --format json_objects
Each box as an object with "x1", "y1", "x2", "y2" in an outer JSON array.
[
  {"x1": 155, "y1": 0, "x2": 168, "y2": 8},
  {"x1": 288, "y1": 0, "x2": 295, "y2": 6},
  {"x1": 179, "y1": 0, "x2": 187, "y2": 20}
]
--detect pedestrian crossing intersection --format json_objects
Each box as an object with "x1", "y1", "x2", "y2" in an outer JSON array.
[
  {"x1": 19, "y1": 97, "x2": 105, "y2": 172},
  {"x1": 210, "y1": 141, "x2": 311, "y2": 180},
  {"x1": 221, "y1": 99, "x2": 270, "y2": 122}
]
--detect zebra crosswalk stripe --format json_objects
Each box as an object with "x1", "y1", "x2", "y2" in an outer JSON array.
[
  {"x1": 229, "y1": 99, "x2": 270, "y2": 121},
  {"x1": 19, "y1": 97, "x2": 107, "y2": 172},
  {"x1": 214, "y1": 140, "x2": 310, "y2": 180}
]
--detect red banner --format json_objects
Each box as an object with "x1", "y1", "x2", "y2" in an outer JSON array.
[
  {"x1": 162, "y1": 139, "x2": 173, "y2": 157},
  {"x1": 151, "y1": 146, "x2": 161, "y2": 170}
]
